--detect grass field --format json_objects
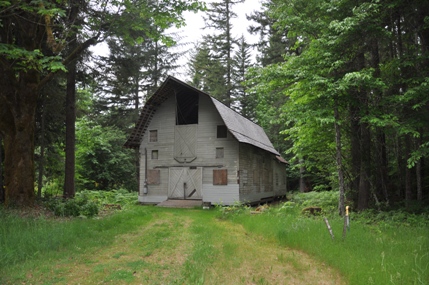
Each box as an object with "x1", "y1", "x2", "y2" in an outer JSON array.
[
  {"x1": 1, "y1": 206, "x2": 343, "y2": 284},
  {"x1": 0, "y1": 196, "x2": 428, "y2": 285}
]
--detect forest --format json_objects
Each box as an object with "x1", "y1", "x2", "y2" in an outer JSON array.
[{"x1": 0, "y1": 0, "x2": 428, "y2": 213}]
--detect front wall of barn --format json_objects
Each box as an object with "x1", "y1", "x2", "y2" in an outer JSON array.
[{"x1": 138, "y1": 92, "x2": 241, "y2": 205}]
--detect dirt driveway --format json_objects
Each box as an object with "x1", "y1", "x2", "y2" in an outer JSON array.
[{"x1": 23, "y1": 209, "x2": 346, "y2": 284}]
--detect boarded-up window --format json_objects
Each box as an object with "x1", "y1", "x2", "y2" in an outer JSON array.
[
  {"x1": 149, "y1": 130, "x2": 158, "y2": 142},
  {"x1": 253, "y1": 170, "x2": 259, "y2": 185},
  {"x1": 213, "y1": 169, "x2": 227, "y2": 185},
  {"x1": 151, "y1": 150, "x2": 158, "y2": 159},
  {"x1": 240, "y1": 169, "x2": 248, "y2": 185},
  {"x1": 148, "y1": 169, "x2": 160, "y2": 185},
  {"x1": 216, "y1": 147, "x2": 224, "y2": 158},
  {"x1": 217, "y1": 125, "x2": 227, "y2": 138}
]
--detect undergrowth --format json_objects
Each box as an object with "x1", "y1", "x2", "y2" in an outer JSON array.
[
  {"x1": 43, "y1": 189, "x2": 137, "y2": 217},
  {"x1": 0, "y1": 203, "x2": 153, "y2": 284},
  {"x1": 221, "y1": 191, "x2": 429, "y2": 285}
]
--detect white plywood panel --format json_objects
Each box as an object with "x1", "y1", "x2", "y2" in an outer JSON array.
[
  {"x1": 138, "y1": 195, "x2": 167, "y2": 204},
  {"x1": 202, "y1": 184, "x2": 239, "y2": 205},
  {"x1": 240, "y1": 192, "x2": 276, "y2": 203}
]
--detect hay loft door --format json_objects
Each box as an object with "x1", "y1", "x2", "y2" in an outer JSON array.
[
  {"x1": 174, "y1": 125, "x2": 197, "y2": 163},
  {"x1": 168, "y1": 167, "x2": 202, "y2": 200}
]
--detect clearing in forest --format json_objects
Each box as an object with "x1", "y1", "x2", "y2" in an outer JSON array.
[{"x1": 15, "y1": 209, "x2": 345, "y2": 285}]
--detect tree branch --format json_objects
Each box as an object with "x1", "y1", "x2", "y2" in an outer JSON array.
[{"x1": 38, "y1": 34, "x2": 101, "y2": 89}]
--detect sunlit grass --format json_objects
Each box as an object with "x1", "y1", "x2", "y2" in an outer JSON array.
[
  {"x1": 232, "y1": 206, "x2": 429, "y2": 285},
  {"x1": 0, "y1": 205, "x2": 154, "y2": 283},
  {"x1": 1, "y1": 196, "x2": 426, "y2": 285}
]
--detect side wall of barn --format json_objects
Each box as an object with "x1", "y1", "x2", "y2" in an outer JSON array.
[{"x1": 238, "y1": 143, "x2": 287, "y2": 203}]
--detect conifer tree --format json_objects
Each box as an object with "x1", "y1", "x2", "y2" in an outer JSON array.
[
  {"x1": 232, "y1": 35, "x2": 254, "y2": 118},
  {"x1": 202, "y1": 0, "x2": 244, "y2": 107},
  {"x1": 94, "y1": 31, "x2": 184, "y2": 130},
  {"x1": 188, "y1": 42, "x2": 228, "y2": 98}
]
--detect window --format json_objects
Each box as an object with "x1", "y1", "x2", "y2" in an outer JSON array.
[
  {"x1": 217, "y1": 125, "x2": 227, "y2": 138},
  {"x1": 216, "y1": 147, "x2": 224, "y2": 158},
  {"x1": 149, "y1": 130, "x2": 158, "y2": 142},
  {"x1": 148, "y1": 169, "x2": 160, "y2": 185},
  {"x1": 151, "y1": 150, "x2": 158, "y2": 160},
  {"x1": 176, "y1": 91, "x2": 199, "y2": 125},
  {"x1": 213, "y1": 169, "x2": 227, "y2": 185},
  {"x1": 253, "y1": 170, "x2": 259, "y2": 186}
]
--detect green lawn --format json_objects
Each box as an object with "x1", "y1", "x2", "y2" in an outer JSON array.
[{"x1": 0, "y1": 203, "x2": 427, "y2": 284}]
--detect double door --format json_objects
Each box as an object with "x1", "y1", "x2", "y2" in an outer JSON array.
[{"x1": 168, "y1": 167, "x2": 202, "y2": 199}]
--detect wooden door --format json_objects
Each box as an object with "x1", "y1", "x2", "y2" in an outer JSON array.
[
  {"x1": 174, "y1": 125, "x2": 197, "y2": 162},
  {"x1": 168, "y1": 167, "x2": 202, "y2": 199}
]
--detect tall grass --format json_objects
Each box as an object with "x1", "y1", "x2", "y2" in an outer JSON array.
[
  {"x1": 0, "y1": 205, "x2": 154, "y2": 283},
  {"x1": 231, "y1": 193, "x2": 429, "y2": 285}
]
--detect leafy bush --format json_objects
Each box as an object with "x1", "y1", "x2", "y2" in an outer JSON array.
[
  {"x1": 288, "y1": 191, "x2": 339, "y2": 215},
  {"x1": 77, "y1": 189, "x2": 137, "y2": 207},
  {"x1": 215, "y1": 201, "x2": 250, "y2": 220},
  {"x1": 42, "y1": 189, "x2": 137, "y2": 218},
  {"x1": 353, "y1": 208, "x2": 429, "y2": 228},
  {"x1": 44, "y1": 195, "x2": 99, "y2": 218}
]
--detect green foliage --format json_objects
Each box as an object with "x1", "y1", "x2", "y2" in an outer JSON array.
[
  {"x1": 42, "y1": 190, "x2": 137, "y2": 218},
  {"x1": 75, "y1": 117, "x2": 137, "y2": 191},
  {"x1": 1, "y1": 205, "x2": 427, "y2": 284},
  {"x1": 290, "y1": 191, "x2": 339, "y2": 213},
  {"x1": 77, "y1": 189, "x2": 137, "y2": 207},
  {"x1": 0, "y1": 204, "x2": 153, "y2": 280},
  {"x1": 44, "y1": 196, "x2": 98, "y2": 218},
  {"x1": 215, "y1": 201, "x2": 250, "y2": 220},
  {"x1": 248, "y1": 0, "x2": 429, "y2": 209},
  {"x1": 353, "y1": 209, "x2": 429, "y2": 228},
  {"x1": 233, "y1": 204, "x2": 429, "y2": 284}
]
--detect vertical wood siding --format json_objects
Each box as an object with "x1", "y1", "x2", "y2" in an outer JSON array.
[{"x1": 238, "y1": 143, "x2": 287, "y2": 200}]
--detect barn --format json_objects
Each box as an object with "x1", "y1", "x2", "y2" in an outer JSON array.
[{"x1": 124, "y1": 76, "x2": 287, "y2": 206}]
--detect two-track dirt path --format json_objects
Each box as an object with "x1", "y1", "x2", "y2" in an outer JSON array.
[{"x1": 24, "y1": 209, "x2": 346, "y2": 284}]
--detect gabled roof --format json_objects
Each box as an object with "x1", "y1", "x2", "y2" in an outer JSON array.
[{"x1": 124, "y1": 76, "x2": 280, "y2": 156}]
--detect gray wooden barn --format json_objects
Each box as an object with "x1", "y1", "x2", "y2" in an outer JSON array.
[{"x1": 124, "y1": 76, "x2": 287, "y2": 205}]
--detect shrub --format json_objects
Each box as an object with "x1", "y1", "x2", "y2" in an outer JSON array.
[
  {"x1": 215, "y1": 201, "x2": 250, "y2": 220},
  {"x1": 44, "y1": 195, "x2": 99, "y2": 218},
  {"x1": 287, "y1": 191, "x2": 339, "y2": 215}
]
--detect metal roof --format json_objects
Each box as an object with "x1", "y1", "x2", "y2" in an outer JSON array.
[{"x1": 124, "y1": 76, "x2": 280, "y2": 156}]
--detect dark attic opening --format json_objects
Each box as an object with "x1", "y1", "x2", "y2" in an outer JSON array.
[{"x1": 176, "y1": 90, "x2": 199, "y2": 125}]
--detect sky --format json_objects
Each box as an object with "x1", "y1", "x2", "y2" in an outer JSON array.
[
  {"x1": 89, "y1": 0, "x2": 262, "y2": 81},
  {"x1": 170, "y1": 0, "x2": 262, "y2": 80}
]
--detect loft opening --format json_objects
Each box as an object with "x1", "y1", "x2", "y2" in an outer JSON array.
[{"x1": 176, "y1": 90, "x2": 199, "y2": 125}]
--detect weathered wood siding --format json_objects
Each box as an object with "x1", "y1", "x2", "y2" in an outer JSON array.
[
  {"x1": 138, "y1": 92, "x2": 240, "y2": 204},
  {"x1": 238, "y1": 143, "x2": 287, "y2": 202},
  {"x1": 138, "y1": 95, "x2": 176, "y2": 203}
]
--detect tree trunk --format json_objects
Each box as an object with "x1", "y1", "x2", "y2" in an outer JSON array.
[
  {"x1": 0, "y1": 134, "x2": 4, "y2": 203},
  {"x1": 376, "y1": 132, "x2": 389, "y2": 204},
  {"x1": 357, "y1": 122, "x2": 371, "y2": 211},
  {"x1": 334, "y1": 100, "x2": 345, "y2": 216},
  {"x1": 416, "y1": 130, "x2": 423, "y2": 201},
  {"x1": 64, "y1": 59, "x2": 77, "y2": 199},
  {"x1": 4, "y1": 109, "x2": 37, "y2": 207},
  {"x1": 1, "y1": 65, "x2": 39, "y2": 207},
  {"x1": 37, "y1": 99, "x2": 46, "y2": 199},
  {"x1": 63, "y1": 0, "x2": 79, "y2": 199},
  {"x1": 299, "y1": 158, "x2": 306, "y2": 192},
  {"x1": 349, "y1": 103, "x2": 361, "y2": 207},
  {"x1": 405, "y1": 136, "x2": 413, "y2": 207}
]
